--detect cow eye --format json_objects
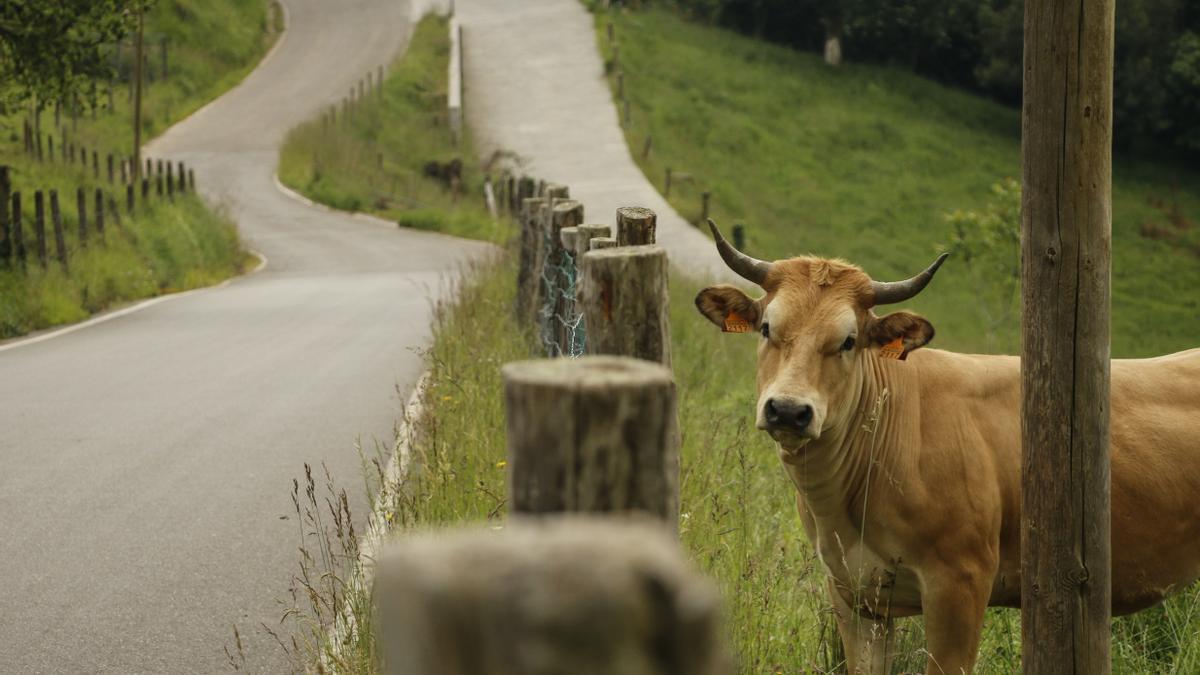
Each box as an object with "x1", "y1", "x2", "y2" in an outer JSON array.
[
  {"x1": 841, "y1": 335, "x2": 856, "y2": 352},
  {"x1": 760, "y1": 323, "x2": 770, "y2": 339}
]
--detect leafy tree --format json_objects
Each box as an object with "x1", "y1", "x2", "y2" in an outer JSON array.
[{"x1": 0, "y1": 0, "x2": 152, "y2": 111}]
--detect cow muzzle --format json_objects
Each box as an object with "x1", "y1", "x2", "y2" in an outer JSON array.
[{"x1": 759, "y1": 396, "x2": 821, "y2": 443}]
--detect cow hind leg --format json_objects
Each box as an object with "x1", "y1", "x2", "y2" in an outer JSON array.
[{"x1": 828, "y1": 579, "x2": 896, "y2": 675}]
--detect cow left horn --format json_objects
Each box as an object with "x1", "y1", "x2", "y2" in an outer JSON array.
[
  {"x1": 707, "y1": 219, "x2": 772, "y2": 285},
  {"x1": 870, "y1": 253, "x2": 950, "y2": 306}
]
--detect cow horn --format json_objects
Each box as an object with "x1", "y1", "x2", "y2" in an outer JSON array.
[
  {"x1": 870, "y1": 253, "x2": 950, "y2": 306},
  {"x1": 707, "y1": 218, "x2": 772, "y2": 285}
]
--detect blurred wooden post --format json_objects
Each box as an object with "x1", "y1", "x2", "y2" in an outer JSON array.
[
  {"x1": 76, "y1": 187, "x2": 88, "y2": 248},
  {"x1": 141, "y1": 177, "x2": 149, "y2": 200},
  {"x1": 503, "y1": 356, "x2": 679, "y2": 521},
  {"x1": 188, "y1": 169, "x2": 195, "y2": 192},
  {"x1": 447, "y1": 17, "x2": 463, "y2": 145},
  {"x1": 483, "y1": 174, "x2": 497, "y2": 218},
  {"x1": 700, "y1": 191, "x2": 711, "y2": 224},
  {"x1": 48, "y1": 136, "x2": 55, "y2": 163},
  {"x1": 579, "y1": 245, "x2": 671, "y2": 367},
  {"x1": 616, "y1": 206, "x2": 657, "y2": 245},
  {"x1": 166, "y1": 163, "x2": 175, "y2": 199},
  {"x1": 0, "y1": 167, "x2": 9, "y2": 263},
  {"x1": 516, "y1": 196, "x2": 547, "y2": 322},
  {"x1": 145, "y1": 157, "x2": 152, "y2": 179},
  {"x1": 33, "y1": 191, "x2": 47, "y2": 269},
  {"x1": 571, "y1": 224, "x2": 611, "y2": 260},
  {"x1": 589, "y1": 236, "x2": 617, "y2": 251},
  {"x1": 177, "y1": 161, "x2": 186, "y2": 193},
  {"x1": 107, "y1": 154, "x2": 114, "y2": 184},
  {"x1": 50, "y1": 191, "x2": 68, "y2": 271},
  {"x1": 664, "y1": 167, "x2": 672, "y2": 197},
  {"x1": 120, "y1": 159, "x2": 128, "y2": 185},
  {"x1": 375, "y1": 517, "x2": 728, "y2": 675},
  {"x1": 155, "y1": 173, "x2": 164, "y2": 197},
  {"x1": 732, "y1": 223, "x2": 745, "y2": 250},
  {"x1": 11, "y1": 192, "x2": 24, "y2": 268},
  {"x1": 1020, "y1": 0, "x2": 1114, "y2": 672},
  {"x1": 642, "y1": 134, "x2": 652, "y2": 159},
  {"x1": 126, "y1": 184, "x2": 135, "y2": 214},
  {"x1": 94, "y1": 189, "x2": 105, "y2": 236},
  {"x1": 551, "y1": 200, "x2": 584, "y2": 355}
]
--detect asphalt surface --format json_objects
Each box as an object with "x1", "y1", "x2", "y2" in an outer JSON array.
[
  {"x1": 0, "y1": 0, "x2": 489, "y2": 671},
  {"x1": 457, "y1": 0, "x2": 737, "y2": 284}
]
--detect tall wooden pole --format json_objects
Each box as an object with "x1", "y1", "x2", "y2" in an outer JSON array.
[
  {"x1": 1020, "y1": 0, "x2": 1114, "y2": 672},
  {"x1": 132, "y1": 10, "x2": 145, "y2": 180}
]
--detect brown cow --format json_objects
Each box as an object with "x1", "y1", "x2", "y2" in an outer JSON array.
[{"x1": 694, "y1": 220, "x2": 1200, "y2": 674}]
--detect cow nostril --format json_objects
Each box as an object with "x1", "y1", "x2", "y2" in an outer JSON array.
[
  {"x1": 797, "y1": 404, "x2": 813, "y2": 429},
  {"x1": 764, "y1": 398, "x2": 781, "y2": 424}
]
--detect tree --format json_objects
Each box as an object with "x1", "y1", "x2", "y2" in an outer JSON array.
[{"x1": 0, "y1": 1, "x2": 151, "y2": 111}]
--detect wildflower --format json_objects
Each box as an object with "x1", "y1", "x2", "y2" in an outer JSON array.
[{"x1": 496, "y1": 460, "x2": 507, "y2": 469}]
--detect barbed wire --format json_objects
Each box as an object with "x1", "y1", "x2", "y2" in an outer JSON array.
[{"x1": 537, "y1": 226, "x2": 586, "y2": 358}]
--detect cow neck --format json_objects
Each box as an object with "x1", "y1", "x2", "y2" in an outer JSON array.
[{"x1": 783, "y1": 349, "x2": 919, "y2": 524}]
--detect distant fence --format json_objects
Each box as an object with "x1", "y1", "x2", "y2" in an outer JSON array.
[{"x1": 0, "y1": 158, "x2": 194, "y2": 274}]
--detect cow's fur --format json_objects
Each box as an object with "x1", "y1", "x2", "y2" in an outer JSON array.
[{"x1": 696, "y1": 256, "x2": 1200, "y2": 674}]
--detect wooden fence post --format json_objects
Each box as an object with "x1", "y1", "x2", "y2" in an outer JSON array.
[
  {"x1": 92, "y1": 150, "x2": 99, "y2": 180},
  {"x1": 120, "y1": 158, "x2": 128, "y2": 185},
  {"x1": 550, "y1": 200, "x2": 585, "y2": 355},
  {"x1": 48, "y1": 135, "x2": 55, "y2": 163},
  {"x1": 375, "y1": 517, "x2": 728, "y2": 675},
  {"x1": 141, "y1": 177, "x2": 149, "y2": 200},
  {"x1": 76, "y1": 187, "x2": 88, "y2": 248},
  {"x1": 50, "y1": 191, "x2": 68, "y2": 271},
  {"x1": 579, "y1": 245, "x2": 671, "y2": 367},
  {"x1": 0, "y1": 167, "x2": 9, "y2": 263},
  {"x1": 94, "y1": 189, "x2": 105, "y2": 236},
  {"x1": 503, "y1": 356, "x2": 679, "y2": 521},
  {"x1": 156, "y1": 173, "x2": 164, "y2": 198},
  {"x1": 107, "y1": 154, "x2": 114, "y2": 184},
  {"x1": 732, "y1": 223, "x2": 745, "y2": 250},
  {"x1": 34, "y1": 191, "x2": 47, "y2": 269},
  {"x1": 177, "y1": 161, "x2": 186, "y2": 193},
  {"x1": 1020, "y1": 0, "x2": 1114, "y2": 671},
  {"x1": 616, "y1": 206, "x2": 657, "y2": 245},
  {"x1": 516, "y1": 196, "x2": 547, "y2": 322},
  {"x1": 127, "y1": 183, "x2": 135, "y2": 214},
  {"x1": 589, "y1": 237, "x2": 617, "y2": 250},
  {"x1": 167, "y1": 163, "x2": 175, "y2": 199},
  {"x1": 11, "y1": 192, "x2": 24, "y2": 268},
  {"x1": 700, "y1": 191, "x2": 710, "y2": 225}
]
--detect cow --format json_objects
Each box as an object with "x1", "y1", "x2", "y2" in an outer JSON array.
[{"x1": 693, "y1": 219, "x2": 1200, "y2": 674}]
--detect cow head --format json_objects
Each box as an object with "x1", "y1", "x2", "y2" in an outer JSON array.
[{"x1": 695, "y1": 219, "x2": 947, "y2": 452}]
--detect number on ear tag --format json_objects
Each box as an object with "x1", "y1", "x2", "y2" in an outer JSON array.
[
  {"x1": 880, "y1": 337, "x2": 906, "y2": 360},
  {"x1": 723, "y1": 310, "x2": 752, "y2": 333}
]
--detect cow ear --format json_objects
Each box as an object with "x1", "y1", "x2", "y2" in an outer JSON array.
[
  {"x1": 868, "y1": 310, "x2": 935, "y2": 353},
  {"x1": 695, "y1": 285, "x2": 761, "y2": 333}
]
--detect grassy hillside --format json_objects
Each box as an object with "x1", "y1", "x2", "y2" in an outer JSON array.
[
  {"x1": 595, "y1": 7, "x2": 1200, "y2": 358},
  {"x1": 278, "y1": 14, "x2": 499, "y2": 241},
  {"x1": 0, "y1": 0, "x2": 274, "y2": 337}
]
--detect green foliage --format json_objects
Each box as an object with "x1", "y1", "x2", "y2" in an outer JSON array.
[
  {"x1": 942, "y1": 178, "x2": 1021, "y2": 350},
  {"x1": 599, "y1": 7, "x2": 1200, "y2": 357},
  {"x1": 278, "y1": 14, "x2": 502, "y2": 243},
  {"x1": 0, "y1": 0, "x2": 149, "y2": 109}
]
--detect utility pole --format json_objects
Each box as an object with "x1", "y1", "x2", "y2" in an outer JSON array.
[
  {"x1": 1020, "y1": 0, "x2": 1114, "y2": 672},
  {"x1": 132, "y1": 9, "x2": 145, "y2": 180}
]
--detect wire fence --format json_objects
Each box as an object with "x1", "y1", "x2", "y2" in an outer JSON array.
[{"x1": 537, "y1": 228, "x2": 585, "y2": 357}]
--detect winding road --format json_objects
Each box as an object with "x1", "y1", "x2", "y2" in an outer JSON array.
[{"x1": 0, "y1": 0, "x2": 486, "y2": 671}]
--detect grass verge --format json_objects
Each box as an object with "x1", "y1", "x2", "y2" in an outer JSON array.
[
  {"x1": 278, "y1": 14, "x2": 500, "y2": 242},
  {"x1": 593, "y1": 6, "x2": 1200, "y2": 358}
]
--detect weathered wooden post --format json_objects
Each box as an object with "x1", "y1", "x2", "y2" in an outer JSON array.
[
  {"x1": 155, "y1": 173, "x2": 164, "y2": 198},
  {"x1": 589, "y1": 237, "x2": 617, "y2": 251},
  {"x1": 550, "y1": 200, "x2": 585, "y2": 356},
  {"x1": 188, "y1": 169, "x2": 195, "y2": 192},
  {"x1": 11, "y1": 192, "x2": 24, "y2": 268},
  {"x1": 732, "y1": 223, "x2": 745, "y2": 250},
  {"x1": 1020, "y1": 0, "x2": 1114, "y2": 672},
  {"x1": 94, "y1": 189, "x2": 105, "y2": 236},
  {"x1": 107, "y1": 154, "x2": 114, "y2": 184},
  {"x1": 177, "y1": 162, "x2": 186, "y2": 193},
  {"x1": 166, "y1": 163, "x2": 175, "y2": 199},
  {"x1": 50, "y1": 191, "x2": 68, "y2": 272},
  {"x1": 578, "y1": 245, "x2": 671, "y2": 367},
  {"x1": 503, "y1": 356, "x2": 679, "y2": 521},
  {"x1": 700, "y1": 191, "x2": 711, "y2": 225},
  {"x1": 47, "y1": 135, "x2": 55, "y2": 163},
  {"x1": 92, "y1": 150, "x2": 99, "y2": 180},
  {"x1": 141, "y1": 177, "x2": 149, "y2": 201},
  {"x1": 33, "y1": 191, "x2": 47, "y2": 269},
  {"x1": 120, "y1": 159, "x2": 128, "y2": 185},
  {"x1": 616, "y1": 206, "x2": 657, "y2": 245},
  {"x1": 516, "y1": 196, "x2": 547, "y2": 322},
  {"x1": 642, "y1": 134, "x2": 652, "y2": 159},
  {"x1": 571, "y1": 224, "x2": 611, "y2": 260},
  {"x1": 375, "y1": 517, "x2": 729, "y2": 675},
  {"x1": 0, "y1": 167, "x2": 9, "y2": 263},
  {"x1": 76, "y1": 187, "x2": 88, "y2": 248},
  {"x1": 126, "y1": 183, "x2": 135, "y2": 214}
]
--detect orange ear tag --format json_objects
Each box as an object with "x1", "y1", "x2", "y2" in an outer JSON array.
[
  {"x1": 880, "y1": 337, "x2": 906, "y2": 361},
  {"x1": 723, "y1": 310, "x2": 753, "y2": 334}
]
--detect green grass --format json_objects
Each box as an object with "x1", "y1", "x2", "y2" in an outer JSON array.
[
  {"x1": 0, "y1": 0, "x2": 272, "y2": 338},
  {"x1": 278, "y1": 14, "x2": 501, "y2": 242},
  {"x1": 595, "y1": 6, "x2": 1200, "y2": 358}
]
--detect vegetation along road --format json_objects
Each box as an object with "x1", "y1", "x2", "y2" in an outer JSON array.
[{"x1": 0, "y1": 0, "x2": 488, "y2": 671}]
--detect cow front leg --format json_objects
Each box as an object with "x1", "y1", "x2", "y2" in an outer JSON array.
[
  {"x1": 919, "y1": 563, "x2": 991, "y2": 675},
  {"x1": 828, "y1": 579, "x2": 895, "y2": 675}
]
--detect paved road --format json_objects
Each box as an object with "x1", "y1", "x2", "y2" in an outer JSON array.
[
  {"x1": 457, "y1": 0, "x2": 736, "y2": 284},
  {"x1": 0, "y1": 0, "x2": 486, "y2": 671}
]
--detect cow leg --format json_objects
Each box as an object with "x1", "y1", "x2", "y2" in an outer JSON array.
[
  {"x1": 919, "y1": 563, "x2": 991, "y2": 675},
  {"x1": 828, "y1": 579, "x2": 895, "y2": 675}
]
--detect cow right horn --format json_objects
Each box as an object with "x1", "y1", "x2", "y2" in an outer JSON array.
[
  {"x1": 707, "y1": 219, "x2": 772, "y2": 285},
  {"x1": 870, "y1": 253, "x2": 950, "y2": 306}
]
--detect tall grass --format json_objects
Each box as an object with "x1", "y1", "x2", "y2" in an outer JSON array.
[{"x1": 278, "y1": 15, "x2": 500, "y2": 242}]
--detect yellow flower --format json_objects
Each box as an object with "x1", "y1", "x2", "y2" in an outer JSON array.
[
  {"x1": 441, "y1": 395, "x2": 453, "y2": 402},
  {"x1": 496, "y1": 460, "x2": 507, "y2": 469}
]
